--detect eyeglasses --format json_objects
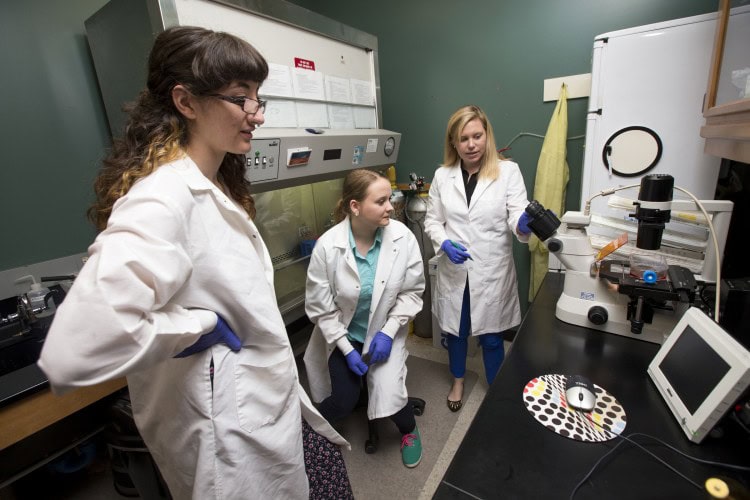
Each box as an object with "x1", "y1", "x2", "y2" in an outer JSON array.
[{"x1": 206, "y1": 94, "x2": 267, "y2": 116}]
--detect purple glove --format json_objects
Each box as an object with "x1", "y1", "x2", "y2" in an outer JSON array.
[
  {"x1": 517, "y1": 211, "x2": 533, "y2": 235},
  {"x1": 367, "y1": 331, "x2": 393, "y2": 364},
  {"x1": 440, "y1": 239, "x2": 471, "y2": 264},
  {"x1": 345, "y1": 350, "x2": 369, "y2": 376},
  {"x1": 175, "y1": 315, "x2": 242, "y2": 358}
]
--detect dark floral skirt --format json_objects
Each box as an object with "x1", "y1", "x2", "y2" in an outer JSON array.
[{"x1": 302, "y1": 420, "x2": 354, "y2": 499}]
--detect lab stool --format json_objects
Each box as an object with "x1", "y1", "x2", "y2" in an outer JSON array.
[{"x1": 364, "y1": 396, "x2": 426, "y2": 454}]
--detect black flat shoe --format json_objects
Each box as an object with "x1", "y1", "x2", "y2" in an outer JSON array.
[{"x1": 447, "y1": 398, "x2": 463, "y2": 412}]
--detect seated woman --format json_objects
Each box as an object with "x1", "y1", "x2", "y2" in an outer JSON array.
[{"x1": 304, "y1": 168, "x2": 426, "y2": 468}]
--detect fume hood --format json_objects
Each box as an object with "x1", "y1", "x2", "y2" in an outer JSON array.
[{"x1": 85, "y1": 0, "x2": 401, "y2": 193}]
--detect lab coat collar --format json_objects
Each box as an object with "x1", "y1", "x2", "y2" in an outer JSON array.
[
  {"x1": 447, "y1": 163, "x2": 465, "y2": 197},
  {"x1": 168, "y1": 156, "x2": 273, "y2": 282},
  {"x1": 332, "y1": 218, "x2": 352, "y2": 249},
  {"x1": 333, "y1": 216, "x2": 407, "y2": 247},
  {"x1": 170, "y1": 156, "x2": 221, "y2": 192},
  {"x1": 348, "y1": 225, "x2": 383, "y2": 257},
  {"x1": 448, "y1": 160, "x2": 495, "y2": 212},
  {"x1": 170, "y1": 156, "x2": 248, "y2": 216},
  {"x1": 333, "y1": 218, "x2": 361, "y2": 280}
]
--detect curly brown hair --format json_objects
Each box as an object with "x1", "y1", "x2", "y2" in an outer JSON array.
[{"x1": 89, "y1": 26, "x2": 269, "y2": 231}]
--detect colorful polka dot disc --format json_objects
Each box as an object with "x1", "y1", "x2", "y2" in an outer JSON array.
[{"x1": 523, "y1": 374, "x2": 627, "y2": 442}]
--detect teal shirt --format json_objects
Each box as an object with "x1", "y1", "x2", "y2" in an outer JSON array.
[{"x1": 346, "y1": 226, "x2": 383, "y2": 343}]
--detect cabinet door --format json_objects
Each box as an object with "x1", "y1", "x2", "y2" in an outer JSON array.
[{"x1": 701, "y1": 0, "x2": 750, "y2": 162}]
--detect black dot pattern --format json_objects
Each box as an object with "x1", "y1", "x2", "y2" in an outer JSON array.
[{"x1": 523, "y1": 374, "x2": 627, "y2": 442}]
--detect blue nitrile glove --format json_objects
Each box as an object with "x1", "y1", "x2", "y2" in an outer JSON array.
[
  {"x1": 441, "y1": 239, "x2": 471, "y2": 264},
  {"x1": 345, "y1": 350, "x2": 369, "y2": 376},
  {"x1": 175, "y1": 315, "x2": 242, "y2": 358},
  {"x1": 517, "y1": 211, "x2": 533, "y2": 235},
  {"x1": 368, "y1": 331, "x2": 393, "y2": 364}
]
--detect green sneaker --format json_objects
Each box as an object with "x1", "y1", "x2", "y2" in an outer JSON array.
[{"x1": 401, "y1": 426, "x2": 422, "y2": 468}]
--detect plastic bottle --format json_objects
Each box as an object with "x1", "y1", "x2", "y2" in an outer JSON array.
[{"x1": 15, "y1": 275, "x2": 55, "y2": 317}]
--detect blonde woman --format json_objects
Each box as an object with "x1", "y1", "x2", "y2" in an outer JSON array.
[{"x1": 425, "y1": 105, "x2": 533, "y2": 412}]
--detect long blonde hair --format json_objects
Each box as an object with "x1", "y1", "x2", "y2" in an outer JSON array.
[{"x1": 442, "y1": 105, "x2": 504, "y2": 181}]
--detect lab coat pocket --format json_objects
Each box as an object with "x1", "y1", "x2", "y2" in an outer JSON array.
[
  {"x1": 481, "y1": 257, "x2": 503, "y2": 304},
  {"x1": 235, "y1": 355, "x2": 295, "y2": 433}
]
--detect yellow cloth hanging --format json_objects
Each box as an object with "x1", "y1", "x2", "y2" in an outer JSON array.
[{"x1": 529, "y1": 84, "x2": 569, "y2": 300}]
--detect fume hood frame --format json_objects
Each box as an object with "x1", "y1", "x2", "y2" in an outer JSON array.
[{"x1": 85, "y1": 0, "x2": 401, "y2": 192}]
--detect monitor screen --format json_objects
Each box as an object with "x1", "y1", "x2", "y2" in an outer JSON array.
[
  {"x1": 659, "y1": 325, "x2": 730, "y2": 414},
  {"x1": 647, "y1": 308, "x2": 750, "y2": 443}
]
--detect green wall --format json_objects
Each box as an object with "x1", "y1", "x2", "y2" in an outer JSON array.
[
  {"x1": 1, "y1": 0, "x2": 717, "y2": 310},
  {"x1": 0, "y1": 0, "x2": 110, "y2": 269}
]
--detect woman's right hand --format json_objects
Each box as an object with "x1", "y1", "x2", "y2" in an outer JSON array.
[
  {"x1": 344, "y1": 350, "x2": 369, "y2": 376},
  {"x1": 441, "y1": 239, "x2": 471, "y2": 264}
]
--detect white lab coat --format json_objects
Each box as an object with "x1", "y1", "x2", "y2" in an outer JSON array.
[
  {"x1": 38, "y1": 157, "x2": 347, "y2": 500},
  {"x1": 303, "y1": 218, "x2": 425, "y2": 420},
  {"x1": 424, "y1": 160, "x2": 530, "y2": 336}
]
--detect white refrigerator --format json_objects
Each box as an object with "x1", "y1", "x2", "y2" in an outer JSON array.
[
  {"x1": 581, "y1": 11, "x2": 724, "y2": 209},
  {"x1": 569, "y1": 8, "x2": 750, "y2": 273}
]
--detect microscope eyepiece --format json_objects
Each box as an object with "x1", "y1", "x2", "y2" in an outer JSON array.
[{"x1": 525, "y1": 200, "x2": 561, "y2": 241}]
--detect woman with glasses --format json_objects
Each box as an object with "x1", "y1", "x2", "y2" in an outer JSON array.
[
  {"x1": 38, "y1": 26, "x2": 352, "y2": 499},
  {"x1": 424, "y1": 105, "x2": 533, "y2": 412}
]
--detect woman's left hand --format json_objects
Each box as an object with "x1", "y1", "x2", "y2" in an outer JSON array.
[
  {"x1": 367, "y1": 331, "x2": 393, "y2": 364},
  {"x1": 517, "y1": 211, "x2": 533, "y2": 235}
]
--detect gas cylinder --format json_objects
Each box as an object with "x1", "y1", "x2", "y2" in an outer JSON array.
[
  {"x1": 406, "y1": 192, "x2": 435, "y2": 338},
  {"x1": 387, "y1": 165, "x2": 406, "y2": 222}
]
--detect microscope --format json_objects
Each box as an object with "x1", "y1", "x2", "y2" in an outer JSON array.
[{"x1": 526, "y1": 174, "x2": 733, "y2": 344}]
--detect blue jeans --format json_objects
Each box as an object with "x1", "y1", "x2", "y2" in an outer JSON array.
[{"x1": 446, "y1": 283, "x2": 505, "y2": 385}]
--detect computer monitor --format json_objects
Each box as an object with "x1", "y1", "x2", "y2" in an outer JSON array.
[{"x1": 647, "y1": 307, "x2": 750, "y2": 443}]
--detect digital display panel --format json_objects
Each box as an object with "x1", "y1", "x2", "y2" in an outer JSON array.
[
  {"x1": 658, "y1": 325, "x2": 730, "y2": 414},
  {"x1": 323, "y1": 149, "x2": 342, "y2": 161}
]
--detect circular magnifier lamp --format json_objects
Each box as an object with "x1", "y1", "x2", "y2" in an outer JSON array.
[{"x1": 602, "y1": 126, "x2": 663, "y2": 177}]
